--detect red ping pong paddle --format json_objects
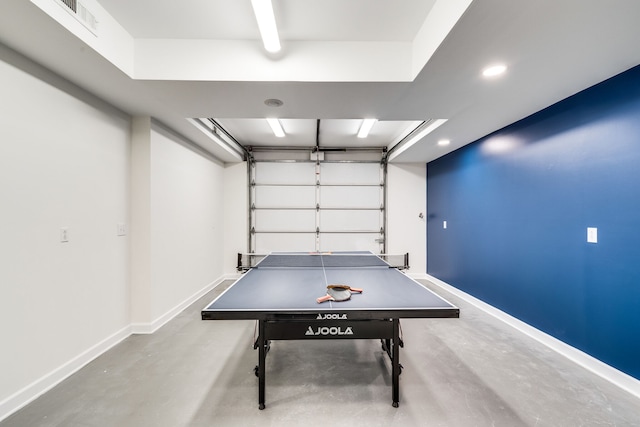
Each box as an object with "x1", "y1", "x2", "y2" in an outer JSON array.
[{"x1": 316, "y1": 284, "x2": 363, "y2": 303}]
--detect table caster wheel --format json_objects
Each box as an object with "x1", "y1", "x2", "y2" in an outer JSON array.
[
  {"x1": 259, "y1": 403, "x2": 265, "y2": 410},
  {"x1": 392, "y1": 401, "x2": 399, "y2": 408}
]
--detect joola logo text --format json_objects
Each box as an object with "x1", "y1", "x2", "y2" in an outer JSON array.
[
  {"x1": 316, "y1": 313, "x2": 347, "y2": 320},
  {"x1": 305, "y1": 326, "x2": 353, "y2": 336}
]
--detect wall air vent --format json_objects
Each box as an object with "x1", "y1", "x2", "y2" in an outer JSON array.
[{"x1": 54, "y1": 0, "x2": 98, "y2": 35}]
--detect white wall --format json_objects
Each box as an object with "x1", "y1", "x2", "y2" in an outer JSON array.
[
  {"x1": 0, "y1": 47, "x2": 130, "y2": 415},
  {"x1": 129, "y1": 118, "x2": 229, "y2": 332},
  {"x1": 148, "y1": 124, "x2": 225, "y2": 321},
  {"x1": 0, "y1": 46, "x2": 232, "y2": 420},
  {"x1": 387, "y1": 163, "x2": 427, "y2": 274}
]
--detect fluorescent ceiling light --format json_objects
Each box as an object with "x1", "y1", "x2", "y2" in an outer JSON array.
[
  {"x1": 251, "y1": 0, "x2": 281, "y2": 53},
  {"x1": 266, "y1": 118, "x2": 285, "y2": 137},
  {"x1": 438, "y1": 139, "x2": 450, "y2": 146},
  {"x1": 482, "y1": 64, "x2": 507, "y2": 77},
  {"x1": 389, "y1": 119, "x2": 448, "y2": 161},
  {"x1": 357, "y1": 119, "x2": 377, "y2": 138}
]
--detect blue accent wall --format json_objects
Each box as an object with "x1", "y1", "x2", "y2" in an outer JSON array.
[{"x1": 427, "y1": 64, "x2": 640, "y2": 379}]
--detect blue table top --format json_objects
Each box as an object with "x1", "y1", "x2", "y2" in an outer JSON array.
[{"x1": 202, "y1": 253, "x2": 459, "y2": 320}]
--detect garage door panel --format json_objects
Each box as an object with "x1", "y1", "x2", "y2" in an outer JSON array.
[
  {"x1": 255, "y1": 210, "x2": 315, "y2": 232},
  {"x1": 256, "y1": 234, "x2": 316, "y2": 253},
  {"x1": 320, "y1": 163, "x2": 380, "y2": 185},
  {"x1": 255, "y1": 186, "x2": 316, "y2": 208},
  {"x1": 255, "y1": 162, "x2": 316, "y2": 185},
  {"x1": 319, "y1": 210, "x2": 381, "y2": 232},
  {"x1": 319, "y1": 234, "x2": 381, "y2": 253},
  {"x1": 319, "y1": 186, "x2": 381, "y2": 208}
]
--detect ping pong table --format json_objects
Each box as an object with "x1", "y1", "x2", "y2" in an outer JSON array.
[{"x1": 201, "y1": 252, "x2": 459, "y2": 409}]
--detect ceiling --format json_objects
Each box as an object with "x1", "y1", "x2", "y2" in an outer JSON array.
[{"x1": 1, "y1": 0, "x2": 640, "y2": 163}]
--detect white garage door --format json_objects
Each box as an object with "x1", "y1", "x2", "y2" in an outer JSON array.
[{"x1": 250, "y1": 160, "x2": 385, "y2": 253}]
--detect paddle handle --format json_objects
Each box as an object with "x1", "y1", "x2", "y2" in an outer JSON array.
[{"x1": 316, "y1": 295, "x2": 333, "y2": 303}]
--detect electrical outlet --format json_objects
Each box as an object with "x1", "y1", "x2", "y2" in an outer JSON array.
[
  {"x1": 587, "y1": 227, "x2": 598, "y2": 243},
  {"x1": 60, "y1": 227, "x2": 69, "y2": 243},
  {"x1": 117, "y1": 223, "x2": 127, "y2": 236}
]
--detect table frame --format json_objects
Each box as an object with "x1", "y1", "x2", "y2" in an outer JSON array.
[
  {"x1": 255, "y1": 316, "x2": 400, "y2": 409},
  {"x1": 203, "y1": 306, "x2": 458, "y2": 409},
  {"x1": 201, "y1": 253, "x2": 459, "y2": 409}
]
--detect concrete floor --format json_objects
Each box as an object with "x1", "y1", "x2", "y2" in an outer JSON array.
[{"x1": 2, "y1": 280, "x2": 639, "y2": 427}]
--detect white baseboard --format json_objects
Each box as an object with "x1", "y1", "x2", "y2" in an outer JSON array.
[
  {"x1": 131, "y1": 275, "x2": 234, "y2": 334},
  {"x1": 0, "y1": 324, "x2": 131, "y2": 422},
  {"x1": 419, "y1": 273, "x2": 640, "y2": 400}
]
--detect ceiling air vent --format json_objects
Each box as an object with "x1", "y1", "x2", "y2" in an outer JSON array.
[
  {"x1": 54, "y1": 0, "x2": 98, "y2": 35},
  {"x1": 58, "y1": 0, "x2": 77, "y2": 13}
]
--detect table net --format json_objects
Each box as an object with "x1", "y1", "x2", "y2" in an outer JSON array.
[{"x1": 237, "y1": 252, "x2": 409, "y2": 271}]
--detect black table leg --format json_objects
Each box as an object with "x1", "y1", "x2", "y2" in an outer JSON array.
[
  {"x1": 392, "y1": 318, "x2": 400, "y2": 407},
  {"x1": 258, "y1": 320, "x2": 266, "y2": 410}
]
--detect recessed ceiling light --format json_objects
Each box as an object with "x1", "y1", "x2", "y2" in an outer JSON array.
[
  {"x1": 264, "y1": 98, "x2": 283, "y2": 107},
  {"x1": 266, "y1": 118, "x2": 285, "y2": 137},
  {"x1": 482, "y1": 64, "x2": 507, "y2": 78},
  {"x1": 438, "y1": 139, "x2": 450, "y2": 146},
  {"x1": 357, "y1": 119, "x2": 377, "y2": 138}
]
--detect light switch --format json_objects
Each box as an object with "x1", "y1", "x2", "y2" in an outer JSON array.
[
  {"x1": 587, "y1": 227, "x2": 598, "y2": 243},
  {"x1": 443, "y1": 220, "x2": 447, "y2": 229}
]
